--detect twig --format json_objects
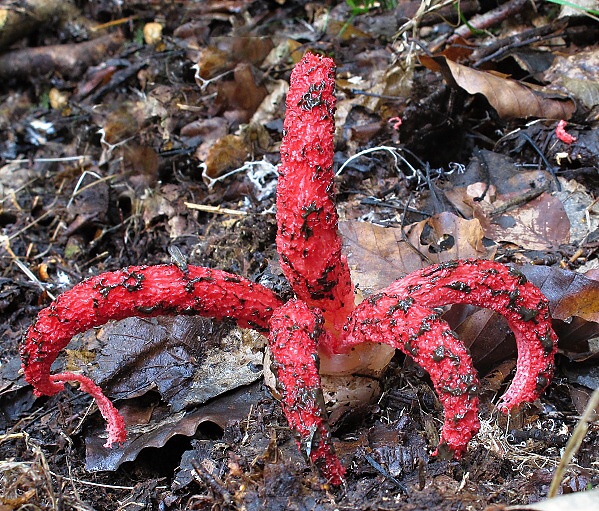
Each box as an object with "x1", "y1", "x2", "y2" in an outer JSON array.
[
  {"x1": 6, "y1": 156, "x2": 91, "y2": 163},
  {"x1": 184, "y1": 202, "x2": 248, "y2": 216},
  {"x1": 518, "y1": 132, "x2": 562, "y2": 191},
  {"x1": 394, "y1": 0, "x2": 458, "y2": 39},
  {"x1": 450, "y1": 0, "x2": 529, "y2": 42},
  {"x1": 1, "y1": 235, "x2": 55, "y2": 299},
  {"x1": 471, "y1": 20, "x2": 569, "y2": 68},
  {"x1": 0, "y1": 33, "x2": 124, "y2": 80},
  {"x1": 489, "y1": 182, "x2": 551, "y2": 218},
  {"x1": 362, "y1": 452, "x2": 408, "y2": 493},
  {"x1": 191, "y1": 460, "x2": 233, "y2": 504}
]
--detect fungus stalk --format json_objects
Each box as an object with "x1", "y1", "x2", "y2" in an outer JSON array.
[
  {"x1": 276, "y1": 52, "x2": 354, "y2": 334},
  {"x1": 276, "y1": 52, "x2": 396, "y2": 378}
]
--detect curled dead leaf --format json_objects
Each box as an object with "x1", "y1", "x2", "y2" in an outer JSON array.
[{"x1": 421, "y1": 55, "x2": 576, "y2": 120}]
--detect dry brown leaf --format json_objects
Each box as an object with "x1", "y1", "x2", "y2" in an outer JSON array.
[
  {"x1": 341, "y1": 215, "x2": 599, "y2": 370},
  {"x1": 195, "y1": 37, "x2": 273, "y2": 79},
  {"x1": 421, "y1": 55, "x2": 576, "y2": 119},
  {"x1": 470, "y1": 191, "x2": 571, "y2": 251},
  {"x1": 523, "y1": 266, "x2": 599, "y2": 324},
  {"x1": 340, "y1": 212, "x2": 494, "y2": 292},
  {"x1": 215, "y1": 63, "x2": 268, "y2": 123},
  {"x1": 123, "y1": 145, "x2": 159, "y2": 188},
  {"x1": 202, "y1": 134, "x2": 249, "y2": 179},
  {"x1": 212, "y1": 36, "x2": 273, "y2": 67}
]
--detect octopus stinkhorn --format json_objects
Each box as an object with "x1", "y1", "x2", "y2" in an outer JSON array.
[{"x1": 21, "y1": 53, "x2": 558, "y2": 485}]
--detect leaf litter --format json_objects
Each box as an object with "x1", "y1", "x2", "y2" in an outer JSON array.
[{"x1": 1, "y1": 0, "x2": 599, "y2": 509}]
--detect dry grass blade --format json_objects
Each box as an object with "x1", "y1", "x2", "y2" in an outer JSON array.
[{"x1": 548, "y1": 387, "x2": 599, "y2": 498}]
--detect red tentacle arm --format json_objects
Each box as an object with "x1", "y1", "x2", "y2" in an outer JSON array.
[
  {"x1": 268, "y1": 300, "x2": 345, "y2": 485},
  {"x1": 335, "y1": 294, "x2": 480, "y2": 456},
  {"x1": 277, "y1": 52, "x2": 355, "y2": 333},
  {"x1": 21, "y1": 264, "x2": 283, "y2": 398},
  {"x1": 384, "y1": 259, "x2": 557, "y2": 410}
]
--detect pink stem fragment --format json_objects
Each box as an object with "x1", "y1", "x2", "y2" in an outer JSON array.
[
  {"x1": 556, "y1": 120, "x2": 576, "y2": 144},
  {"x1": 50, "y1": 372, "x2": 127, "y2": 447}
]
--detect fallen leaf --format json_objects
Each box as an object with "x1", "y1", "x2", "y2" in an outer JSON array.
[
  {"x1": 421, "y1": 55, "x2": 576, "y2": 119},
  {"x1": 194, "y1": 37, "x2": 273, "y2": 79},
  {"x1": 85, "y1": 382, "x2": 266, "y2": 471},
  {"x1": 80, "y1": 316, "x2": 266, "y2": 411},
  {"x1": 521, "y1": 265, "x2": 599, "y2": 361},
  {"x1": 442, "y1": 305, "x2": 515, "y2": 372},
  {"x1": 522, "y1": 265, "x2": 599, "y2": 324},
  {"x1": 201, "y1": 134, "x2": 250, "y2": 180},
  {"x1": 340, "y1": 212, "x2": 494, "y2": 292},
  {"x1": 342, "y1": 215, "x2": 599, "y2": 371},
  {"x1": 215, "y1": 63, "x2": 268, "y2": 123},
  {"x1": 471, "y1": 191, "x2": 571, "y2": 251},
  {"x1": 250, "y1": 79, "x2": 288, "y2": 126},
  {"x1": 542, "y1": 48, "x2": 599, "y2": 110}
]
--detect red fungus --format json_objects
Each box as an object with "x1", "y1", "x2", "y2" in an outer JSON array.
[
  {"x1": 276, "y1": 52, "x2": 355, "y2": 333},
  {"x1": 382, "y1": 259, "x2": 557, "y2": 410},
  {"x1": 337, "y1": 294, "x2": 480, "y2": 455},
  {"x1": 555, "y1": 120, "x2": 576, "y2": 144},
  {"x1": 22, "y1": 264, "x2": 282, "y2": 443},
  {"x1": 20, "y1": 52, "x2": 559, "y2": 486},
  {"x1": 268, "y1": 301, "x2": 345, "y2": 485},
  {"x1": 49, "y1": 372, "x2": 126, "y2": 447}
]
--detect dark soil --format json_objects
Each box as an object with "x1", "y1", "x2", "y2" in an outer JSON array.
[{"x1": 1, "y1": 1, "x2": 598, "y2": 510}]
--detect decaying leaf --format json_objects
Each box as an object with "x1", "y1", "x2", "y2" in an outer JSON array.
[
  {"x1": 443, "y1": 305, "x2": 516, "y2": 372},
  {"x1": 215, "y1": 63, "x2": 268, "y2": 122},
  {"x1": 421, "y1": 55, "x2": 576, "y2": 119},
  {"x1": 195, "y1": 37, "x2": 273, "y2": 79},
  {"x1": 79, "y1": 316, "x2": 266, "y2": 410},
  {"x1": 250, "y1": 79, "x2": 288, "y2": 126},
  {"x1": 471, "y1": 191, "x2": 571, "y2": 251},
  {"x1": 340, "y1": 212, "x2": 494, "y2": 293},
  {"x1": 85, "y1": 383, "x2": 266, "y2": 471},
  {"x1": 522, "y1": 265, "x2": 599, "y2": 325},
  {"x1": 201, "y1": 134, "x2": 250, "y2": 180},
  {"x1": 543, "y1": 48, "x2": 599, "y2": 110},
  {"x1": 445, "y1": 264, "x2": 599, "y2": 367}
]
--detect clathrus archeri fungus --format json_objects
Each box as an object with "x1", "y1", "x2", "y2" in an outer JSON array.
[{"x1": 22, "y1": 53, "x2": 558, "y2": 485}]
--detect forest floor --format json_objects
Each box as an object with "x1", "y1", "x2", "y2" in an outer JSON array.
[{"x1": 1, "y1": 0, "x2": 599, "y2": 510}]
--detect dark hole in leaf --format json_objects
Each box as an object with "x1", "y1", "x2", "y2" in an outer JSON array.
[
  {"x1": 196, "y1": 420, "x2": 224, "y2": 440},
  {"x1": 428, "y1": 234, "x2": 455, "y2": 253},
  {"x1": 122, "y1": 434, "x2": 193, "y2": 476},
  {"x1": 0, "y1": 211, "x2": 17, "y2": 227},
  {"x1": 419, "y1": 223, "x2": 434, "y2": 246}
]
